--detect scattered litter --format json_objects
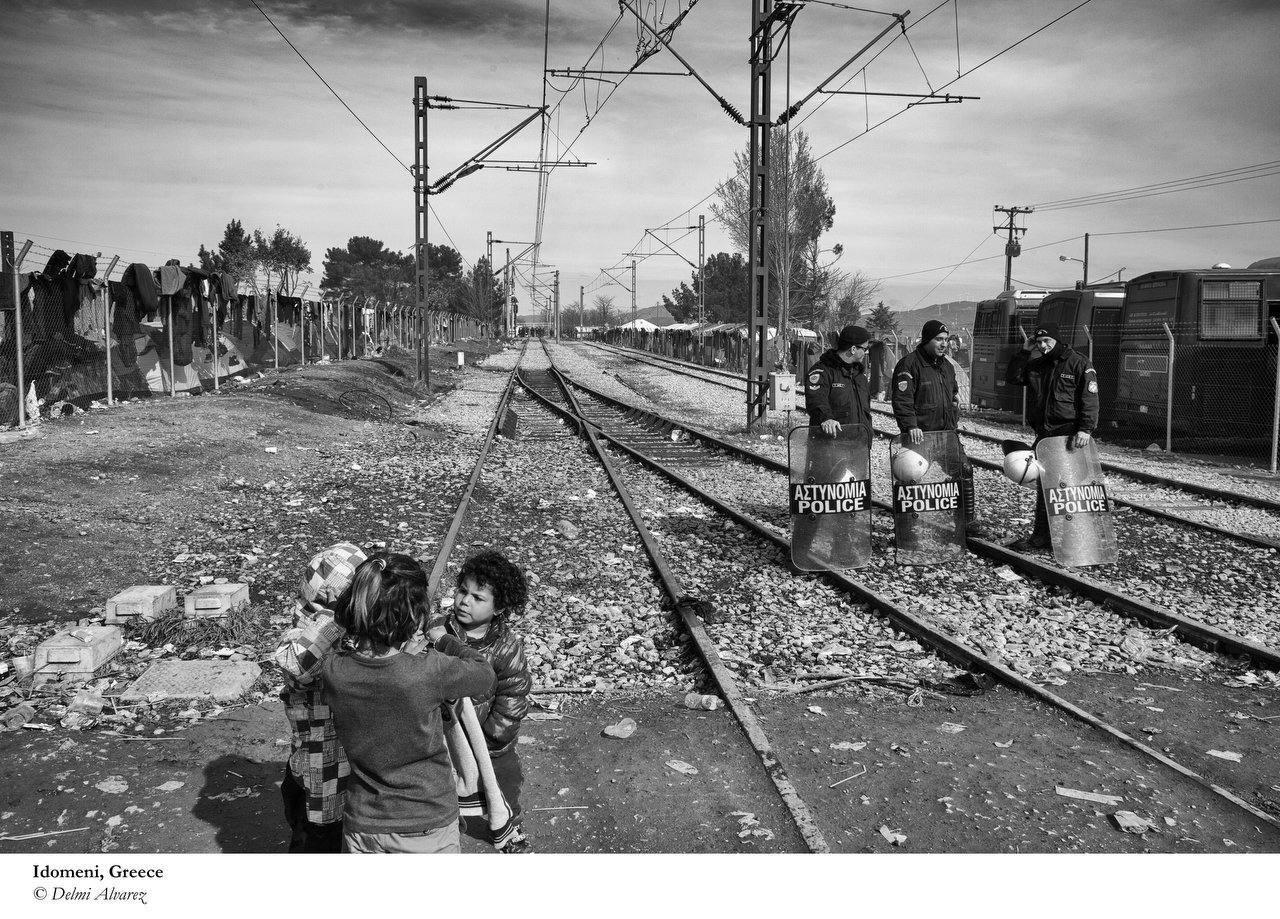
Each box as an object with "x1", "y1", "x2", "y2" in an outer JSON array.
[
  {"x1": 831, "y1": 741, "x2": 867, "y2": 752},
  {"x1": 994, "y1": 566, "x2": 1022, "y2": 582},
  {"x1": 205, "y1": 787, "x2": 257, "y2": 802},
  {"x1": 1112, "y1": 811, "x2": 1157, "y2": 834},
  {"x1": 1, "y1": 703, "x2": 36, "y2": 731},
  {"x1": 806, "y1": 705, "x2": 827, "y2": 716},
  {"x1": 95, "y1": 776, "x2": 129, "y2": 794},
  {"x1": 878, "y1": 825, "x2": 907, "y2": 846},
  {"x1": 1055, "y1": 786, "x2": 1123, "y2": 805},
  {"x1": 0, "y1": 826, "x2": 89, "y2": 842},
  {"x1": 937, "y1": 722, "x2": 966, "y2": 734},
  {"x1": 666, "y1": 759, "x2": 698, "y2": 776},
  {"x1": 1164, "y1": 817, "x2": 1177, "y2": 827},
  {"x1": 264, "y1": 446, "x2": 278, "y2": 454},
  {"x1": 526, "y1": 711, "x2": 563, "y2": 721},
  {"x1": 829, "y1": 765, "x2": 867, "y2": 788},
  {"x1": 1140, "y1": 726, "x2": 1163, "y2": 735},
  {"x1": 1206, "y1": 750, "x2": 1242, "y2": 763},
  {"x1": 602, "y1": 718, "x2": 637, "y2": 739},
  {"x1": 684, "y1": 692, "x2": 721, "y2": 711},
  {"x1": 994, "y1": 740, "x2": 1014, "y2": 748},
  {"x1": 155, "y1": 781, "x2": 185, "y2": 793}
]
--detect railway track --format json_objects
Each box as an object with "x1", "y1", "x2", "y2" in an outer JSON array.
[
  {"x1": 538, "y1": 340, "x2": 1280, "y2": 829},
  {"x1": 590, "y1": 340, "x2": 1280, "y2": 547}
]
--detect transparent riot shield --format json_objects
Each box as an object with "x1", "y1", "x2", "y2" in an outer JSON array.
[
  {"x1": 1036, "y1": 435, "x2": 1119, "y2": 567},
  {"x1": 889, "y1": 431, "x2": 966, "y2": 565},
  {"x1": 788, "y1": 423, "x2": 872, "y2": 571}
]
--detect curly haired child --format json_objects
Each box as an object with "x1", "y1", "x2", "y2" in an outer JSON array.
[
  {"x1": 322, "y1": 552, "x2": 495, "y2": 853},
  {"x1": 432, "y1": 550, "x2": 533, "y2": 853}
]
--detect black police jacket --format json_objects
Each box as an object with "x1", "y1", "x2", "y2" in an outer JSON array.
[
  {"x1": 891, "y1": 346, "x2": 958, "y2": 433},
  {"x1": 1005, "y1": 343, "x2": 1099, "y2": 437},
  {"x1": 805, "y1": 349, "x2": 870, "y2": 427}
]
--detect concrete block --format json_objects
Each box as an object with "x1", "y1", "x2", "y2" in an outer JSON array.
[
  {"x1": 34, "y1": 626, "x2": 123, "y2": 685},
  {"x1": 121, "y1": 659, "x2": 262, "y2": 703},
  {"x1": 183, "y1": 583, "x2": 250, "y2": 619},
  {"x1": 106, "y1": 585, "x2": 177, "y2": 624}
]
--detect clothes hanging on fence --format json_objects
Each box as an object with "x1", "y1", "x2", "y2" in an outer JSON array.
[
  {"x1": 159, "y1": 291, "x2": 195, "y2": 366},
  {"x1": 278, "y1": 296, "x2": 301, "y2": 327},
  {"x1": 159, "y1": 262, "x2": 187, "y2": 297},
  {"x1": 109, "y1": 280, "x2": 142, "y2": 368},
  {"x1": 123, "y1": 263, "x2": 159, "y2": 318}
]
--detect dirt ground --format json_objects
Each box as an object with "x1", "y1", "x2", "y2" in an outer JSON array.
[{"x1": 2, "y1": 345, "x2": 1278, "y2": 876}]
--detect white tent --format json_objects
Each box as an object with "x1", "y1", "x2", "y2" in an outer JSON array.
[{"x1": 617, "y1": 318, "x2": 659, "y2": 331}]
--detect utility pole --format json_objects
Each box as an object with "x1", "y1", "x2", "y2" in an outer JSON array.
[
  {"x1": 413, "y1": 76, "x2": 430, "y2": 387},
  {"x1": 579, "y1": 285, "x2": 585, "y2": 338},
  {"x1": 553, "y1": 270, "x2": 560, "y2": 342},
  {"x1": 630, "y1": 259, "x2": 637, "y2": 324},
  {"x1": 993, "y1": 205, "x2": 1033, "y2": 292},
  {"x1": 746, "y1": 0, "x2": 777, "y2": 428},
  {"x1": 698, "y1": 213, "x2": 706, "y2": 358},
  {"x1": 505, "y1": 248, "x2": 512, "y2": 335}
]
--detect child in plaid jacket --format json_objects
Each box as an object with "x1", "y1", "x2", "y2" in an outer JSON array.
[{"x1": 273, "y1": 542, "x2": 367, "y2": 853}]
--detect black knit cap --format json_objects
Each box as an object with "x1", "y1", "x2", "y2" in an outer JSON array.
[
  {"x1": 921, "y1": 319, "x2": 948, "y2": 342},
  {"x1": 837, "y1": 325, "x2": 871, "y2": 348},
  {"x1": 1033, "y1": 321, "x2": 1061, "y2": 340}
]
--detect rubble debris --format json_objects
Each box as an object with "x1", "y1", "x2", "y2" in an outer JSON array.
[
  {"x1": 1112, "y1": 811, "x2": 1157, "y2": 834},
  {"x1": 1205, "y1": 750, "x2": 1242, "y2": 763},
  {"x1": 1055, "y1": 786, "x2": 1123, "y2": 805},
  {"x1": 878, "y1": 825, "x2": 907, "y2": 846},
  {"x1": 602, "y1": 718, "x2": 637, "y2": 739}
]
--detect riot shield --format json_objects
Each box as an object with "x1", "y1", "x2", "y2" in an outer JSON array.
[
  {"x1": 889, "y1": 431, "x2": 966, "y2": 565},
  {"x1": 1035, "y1": 435, "x2": 1119, "y2": 567},
  {"x1": 788, "y1": 424, "x2": 872, "y2": 571}
]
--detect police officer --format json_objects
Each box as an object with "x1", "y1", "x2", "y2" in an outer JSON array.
[
  {"x1": 792, "y1": 325, "x2": 871, "y2": 571},
  {"x1": 806, "y1": 324, "x2": 871, "y2": 432},
  {"x1": 891, "y1": 320, "x2": 991, "y2": 538},
  {"x1": 1004, "y1": 321, "x2": 1100, "y2": 550}
]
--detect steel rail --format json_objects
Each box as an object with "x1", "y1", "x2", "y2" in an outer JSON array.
[
  {"x1": 592, "y1": 342, "x2": 1280, "y2": 546},
  {"x1": 519, "y1": 357, "x2": 831, "y2": 853},
  {"x1": 536, "y1": 353, "x2": 1280, "y2": 832},
  {"x1": 556, "y1": 369, "x2": 1280, "y2": 670},
  {"x1": 868, "y1": 405, "x2": 1280, "y2": 515},
  {"x1": 594, "y1": 341, "x2": 1280, "y2": 513},
  {"x1": 424, "y1": 343, "x2": 527, "y2": 596}
]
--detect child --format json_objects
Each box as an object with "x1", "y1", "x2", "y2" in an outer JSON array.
[
  {"x1": 321, "y1": 552, "x2": 495, "y2": 854},
  {"x1": 274, "y1": 541, "x2": 368, "y2": 853},
  {"x1": 438, "y1": 550, "x2": 533, "y2": 853}
]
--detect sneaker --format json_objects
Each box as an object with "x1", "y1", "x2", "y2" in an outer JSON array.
[
  {"x1": 499, "y1": 836, "x2": 533, "y2": 854},
  {"x1": 1008, "y1": 534, "x2": 1050, "y2": 552}
]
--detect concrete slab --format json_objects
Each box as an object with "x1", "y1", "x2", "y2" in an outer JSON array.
[
  {"x1": 121, "y1": 659, "x2": 262, "y2": 703},
  {"x1": 183, "y1": 583, "x2": 249, "y2": 619},
  {"x1": 106, "y1": 585, "x2": 177, "y2": 623},
  {"x1": 34, "y1": 626, "x2": 123, "y2": 685}
]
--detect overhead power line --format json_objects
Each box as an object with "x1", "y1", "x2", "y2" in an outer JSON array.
[{"x1": 1031, "y1": 161, "x2": 1280, "y2": 212}]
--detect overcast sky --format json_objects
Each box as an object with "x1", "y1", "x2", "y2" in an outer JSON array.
[{"x1": 3, "y1": 0, "x2": 1279, "y2": 323}]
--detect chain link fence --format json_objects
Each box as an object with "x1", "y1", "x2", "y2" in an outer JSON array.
[{"x1": 0, "y1": 239, "x2": 490, "y2": 428}]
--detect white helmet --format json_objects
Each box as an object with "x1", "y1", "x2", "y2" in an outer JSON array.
[
  {"x1": 1003, "y1": 449, "x2": 1041, "y2": 487},
  {"x1": 891, "y1": 448, "x2": 930, "y2": 483}
]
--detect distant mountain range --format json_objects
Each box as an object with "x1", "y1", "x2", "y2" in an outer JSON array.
[{"x1": 889, "y1": 300, "x2": 979, "y2": 336}]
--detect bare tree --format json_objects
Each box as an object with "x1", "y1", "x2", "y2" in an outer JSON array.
[
  {"x1": 710, "y1": 128, "x2": 834, "y2": 368},
  {"x1": 818, "y1": 271, "x2": 882, "y2": 340},
  {"x1": 592, "y1": 293, "x2": 616, "y2": 329}
]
